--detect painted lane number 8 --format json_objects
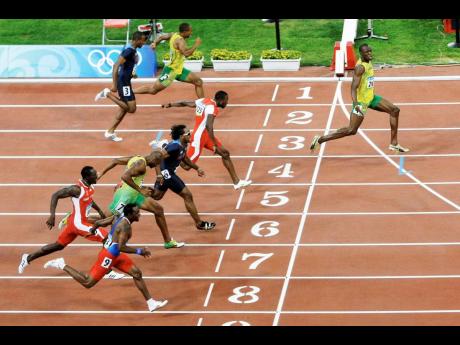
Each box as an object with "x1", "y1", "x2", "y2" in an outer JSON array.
[{"x1": 228, "y1": 286, "x2": 260, "y2": 304}]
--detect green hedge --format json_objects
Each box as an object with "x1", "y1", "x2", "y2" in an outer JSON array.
[
  {"x1": 260, "y1": 49, "x2": 302, "y2": 59},
  {"x1": 211, "y1": 49, "x2": 251, "y2": 60}
]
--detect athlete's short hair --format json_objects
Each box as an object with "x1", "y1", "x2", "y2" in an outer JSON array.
[
  {"x1": 214, "y1": 90, "x2": 228, "y2": 101},
  {"x1": 179, "y1": 23, "x2": 191, "y2": 33},
  {"x1": 171, "y1": 124, "x2": 187, "y2": 140},
  {"x1": 123, "y1": 203, "x2": 138, "y2": 217},
  {"x1": 359, "y1": 43, "x2": 369, "y2": 52},
  {"x1": 81, "y1": 166, "x2": 95, "y2": 179},
  {"x1": 132, "y1": 31, "x2": 144, "y2": 41}
]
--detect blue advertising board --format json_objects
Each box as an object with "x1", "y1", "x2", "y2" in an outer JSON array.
[{"x1": 0, "y1": 45, "x2": 156, "y2": 78}]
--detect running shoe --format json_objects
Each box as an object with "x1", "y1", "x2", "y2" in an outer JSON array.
[
  {"x1": 164, "y1": 239, "x2": 185, "y2": 249},
  {"x1": 310, "y1": 135, "x2": 321, "y2": 151},
  {"x1": 104, "y1": 271, "x2": 125, "y2": 280},
  {"x1": 196, "y1": 221, "x2": 216, "y2": 231},
  {"x1": 43, "y1": 257, "x2": 66, "y2": 270},
  {"x1": 104, "y1": 131, "x2": 123, "y2": 142},
  {"x1": 389, "y1": 144, "x2": 410, "y2": 153},
  {"x1": 148, "y1": 299, "x2": 168, "y2": 312},
  {"x1": 233, "y1": 179, "x2": 252, "y2": 190},
  {"x1": 95, "y1": 88, "x2": 111, "y2": 101},
  {"x1": 58, "y1": 212, "x2": 71, "y2": 230},
  {"x1": 18, "y1": 253, "x2": 29, "y2": 274}
]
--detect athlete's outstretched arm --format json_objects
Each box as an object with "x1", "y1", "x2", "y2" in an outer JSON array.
[
  {"x1": 176, "y1": 36, "x2": 201, "y2": 57},
  {"x1": 91, "y1": 201, "x2": 107, "y2": 219},
  {"x1": 46, "y1": 185, "x2": 81, "y2": 229},
  {"x1": 151, "y1": 32, "x2": 173, "y2": 49},
  {"x1": 118, "y1": 223, "x2": 151, "y2": 257},
  {"x1": 97, "y1": 156, "x2": 133, "y2": 180},
  {"x1": 182, "y1": 155, "x2": 205, "y2": 177},
  {"x1": 161, "y1": 100, "x2": 196, "y2": 108},
  {"x1": 121, "y1": 160, "x2": 150, "y2": 196},
  {"x1": 89, "y1": 214, "x2": 115, "y2": 235}
]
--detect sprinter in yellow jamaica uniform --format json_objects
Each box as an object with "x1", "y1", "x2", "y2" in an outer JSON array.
[
  {"x1": 310, "y1": 43, "x2": 409, "y2": 153},
  {"x1": 133, "y1": 22, "x2": 204, "y2": 98}
]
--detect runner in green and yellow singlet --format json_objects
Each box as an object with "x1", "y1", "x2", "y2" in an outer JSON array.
[
  {"x1": 97, "y1": 151, "x2": 185, "y2": 249},
  {"x1": 133, "y1": 23, "x2": 204, "y2": 98},
  {"x1": 310, "y1": 43, "x2": 409, "y2": 153}
]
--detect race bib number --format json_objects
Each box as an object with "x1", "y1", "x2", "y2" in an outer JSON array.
[
  {"x1": 100, "y1": 257, "x2": 112, "y2": 268},
  {"x1": 103, "y1": 237, "x2": 113, "y2": 250},
  {"x1": 115, "y1": 202, "x2": 126, "y2": 215},
  {"x1": 122, "y1": 86, "x2": 131, "y2": 96},
  {"x1": 196, "y1": 105, "x2": 205, "y2": 117},
  {"x1": 367, "y1": 76, "x2": 374, "y2": 88},
  {"x1": 161, "y1": 169, "x2": 171, "y2": 180}
]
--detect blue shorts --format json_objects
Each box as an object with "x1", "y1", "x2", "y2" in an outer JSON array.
[
  {"x1": 155, "y1": 174, "x2": 186, "y2": 195},
  {"x1": 117, "y1": 76, "x2": 135, "y2": 102}
]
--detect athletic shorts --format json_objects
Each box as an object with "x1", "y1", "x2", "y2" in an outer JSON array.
[
  {"x1": 117, "y1": 77, "x2": 135, "y2": 102},
  {"x1": 187, "y1": 131, "x2": 223, "y2": 163},
  {"x1": 108, "y1": 187, "x2": 145, "y2": 216},
  {"x1": 352, "y1": 94, "x2": 382, "y2": 116},
  {"x1": 154, "y1": 173, "x2": 186, "y2": 195},
  {"x1": 57, "y1": 219, "x2": 108, "y2": 247},
  {"x1": 89, "y1": 248, "x2": 134, "y2": 282},
  {"x1": 158, "y1": 66, "x2": 191, "y2": 87}
]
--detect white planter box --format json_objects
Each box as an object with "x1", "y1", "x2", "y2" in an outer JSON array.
[
  {"x1": 211, "y1": 56, "x2": 252, "y2": 71},
  {"x1": 163, "y1": 58, "x2": 204, "y2": 72},
  {"x1": 261, "y1": 58, "x2": 301, "y2": 71}
]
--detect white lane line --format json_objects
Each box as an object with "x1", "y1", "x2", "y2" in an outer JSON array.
[
  {"x1": 3, "y1": 127, "x2": 460, "y2": 134},
  {"x1": 4, "y1": 181, "x2": 460, "y2": 187},
  {"x1": 337, "y1": 86, "x2": 460, "y2": 211},
  {"x1": 235, "y1": 189, "x2": 246, "y2": 210},
  {"x1": 2, "y1": 309, "x2": 460, "y2": 315},
  {"x1": 2, "y1": 211, "x2": 460, "y2": 216},
  {"x1": 203, "y1": 283, "x2": 215, "y2": 307},
  {"x1": 225, "y1": 219, "x2": 236, "y2": 241},
  {"x1": 214, "y1": 250, "x2": 226, "y2": 273},
  {"x1": 4, "y1": 153, "x2": 460, "y2": 159},
  {"x1": 6, "y1": 274, "x2": 460, "y2": 280},
  {"x1": 271, "y1": 84, "x2": 280, "y2": 102},
  {"x1": 245, "y1": 161, "x2": 255, "y2": 181},
  {"x1": 2, "y1": 101, "x2": 460, "y2": 109},
  {"x1": 197, "y1": 317, "x2": 203, "y2": 326},
  {"x1": 5, "y1": 242, "x2": 460, "y2": 248},
  {"x1": 262, "y1": 109, "x2": 272, "y2": 127},
  {"x1": 254, "y1": 135, "x2": 264, "y2": 153},
  {"x1": 273, "y1": 80, "x2": 341, "y2": 326},
  {"x1": 1, "y1": 75, "x2": 460, "y2": 83}
]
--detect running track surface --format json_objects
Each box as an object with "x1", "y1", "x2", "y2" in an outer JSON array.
[{"x1": 2, "y1": 66, "x2": 460, "y2": 326}]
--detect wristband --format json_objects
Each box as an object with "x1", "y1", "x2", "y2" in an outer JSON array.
[{"x1": 136, "y1": 248, "x2": 143, "y2": 255}]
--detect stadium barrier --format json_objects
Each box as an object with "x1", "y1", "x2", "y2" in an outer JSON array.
[{"x1": 0, "y1": 45, "x2": 156, "y2": 78}]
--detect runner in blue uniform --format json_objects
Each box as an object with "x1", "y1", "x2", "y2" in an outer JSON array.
[{"x1": 152, "y1": 124, "x2": 215, "y2": 231}]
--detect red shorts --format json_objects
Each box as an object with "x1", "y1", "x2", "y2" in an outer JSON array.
[
  {"x1": 89, "y1": 248, "x2": 134, "y2": 282},
  {"x1": 187, "y1": 130, "x2": 222, "y2": 163},
  {"x1": 56, "y1": 220, "x2": 107, "y2": 247}
]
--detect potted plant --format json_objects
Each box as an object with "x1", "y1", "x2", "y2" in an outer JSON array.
[
  {"x1": 211, "y1": 49, "x2": 252, "y2": 71},
  {"x1": 163, "y1": 50, "x2": 204, "y2": 72},
  {"x1": 260, "y1": 49, "x2": 302, "y2": 71}
]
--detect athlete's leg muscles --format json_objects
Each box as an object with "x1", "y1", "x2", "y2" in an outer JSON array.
[
  {"x1": 128, "y1": 266, "x2": 152, "y2": 301},
  {"x1": 318, "y1": 112, "x2": 364, "y2": 144},
  {"x1": 64, "y1": 265, "x2": 97, "y2": 288},
  {"x1": 107, "y1": 108, "x2": 128, "y2": 133},
  {"x1": 371, "y1": 97, "x2": 400, "y2": 146},
  {"x1": 216, "y1": 146, "x2": 240, "y2": 184},
  {"x1": 178, "y1": 186, "x2": 202, "y2": 225},
  {"x1": 133, "y1": 80, "x2": 166, "y2": 95},
  {"x1": 140, "y1": 197, "x2": 171, "y2": 242},
  {"x1": 27, "y1": 242, "x2": 65, "y2": 263},
  {"x1": 106, "y1": 93, "x2": 129, "y2": 111},
  {"x1": 185, "y1": 72, "x2": 204, "y2": 98}
]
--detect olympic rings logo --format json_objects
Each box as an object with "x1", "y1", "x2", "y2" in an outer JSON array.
[{"x1": 87, "y1": 49, "x2": 143, "y2": 75}]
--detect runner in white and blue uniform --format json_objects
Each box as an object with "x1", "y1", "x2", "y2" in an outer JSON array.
[{"x1": 152, "y1": 124, "x2": 216, "y2": 231}]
